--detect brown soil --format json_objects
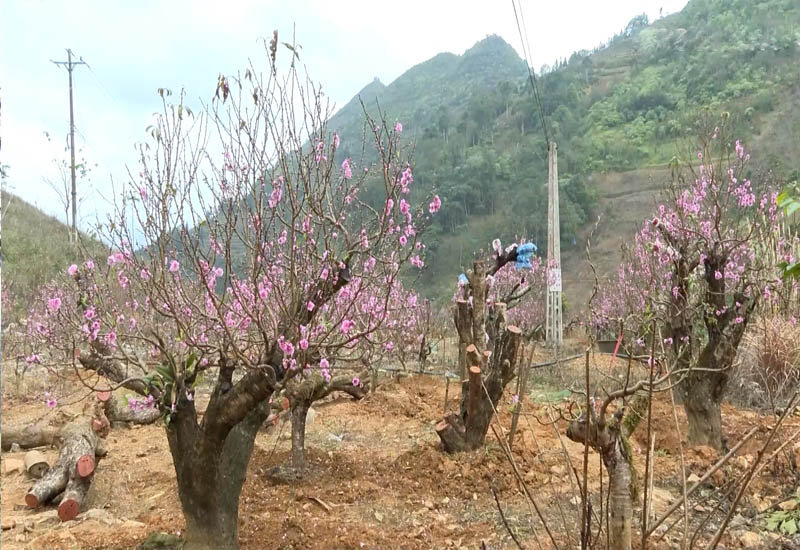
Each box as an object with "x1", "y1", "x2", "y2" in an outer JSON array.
[{"x1": 2, "y1": 356, "x2": 798, "y2": 550}]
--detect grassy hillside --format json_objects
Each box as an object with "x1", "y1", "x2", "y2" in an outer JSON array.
[
  {"x1": 328, "y1": 0, "x2": 800, "y2": 303},
  {"x1": 2, "y1": 190, "x2": 106, "y2": 319}
]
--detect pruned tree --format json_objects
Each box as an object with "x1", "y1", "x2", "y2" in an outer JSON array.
[
  {"x1": 436, "y1": 240, "x2": 537, "y2": 453},
  {"x1": 28, "y1": 40, "x2": 440, "y2": 550}
]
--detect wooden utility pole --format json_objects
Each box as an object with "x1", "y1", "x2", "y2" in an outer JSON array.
[
  {"x1": 51, "y1": 49, "x2": 86, "y2": 244},
  {"x1": 546, "y1": 141, "x2": 563, "y2": 348}
]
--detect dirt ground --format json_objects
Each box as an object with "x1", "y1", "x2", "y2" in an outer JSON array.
[{"x1": 2, "y1": 352, "x2": 799, "y2": 550}]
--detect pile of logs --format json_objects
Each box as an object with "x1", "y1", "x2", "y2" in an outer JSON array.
[
  {"x1": 2, "y1": 388, "x2": 160, "y2": 523},
  {"x1": 16, "y1": 399, "x2": 110, "y2": 521}
]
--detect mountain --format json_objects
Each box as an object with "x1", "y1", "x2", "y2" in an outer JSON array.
[
  {"x1": 1, "y1": 190, "x2": 106, "y2": 320},
  {"x1": 326, "y1": 0, "x2": 800, "y2": 305}
]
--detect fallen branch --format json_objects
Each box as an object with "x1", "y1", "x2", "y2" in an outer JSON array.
[{"x1": 96, "y1": 391, "x2": 161, "y2": 425}]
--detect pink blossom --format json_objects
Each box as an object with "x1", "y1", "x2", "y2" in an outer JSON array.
[
  {"x1": 385, "y1": 198, "x2": 394, "y2": 214},
  {"x1": 107, "y1": 252, "x2": 124, "y2": 265},
  {"x1": 139, "y1": 186, "x2": 147, "y2": 200},
  {"x1": 428, "y1": 195, "x2": 441, "y2": 214},
  {"x1": 333, "y1": 132, "x2": 340, "y2": 150},
  {"x1": 86, "y1": 259, "x2": 95, "y2": 270},
  {"x1": 169, "y1": 260, "x2": 180, "y2": 273},
  {"x1": 352, "y1": 376, "x2": 360, "y2": 387},
  {"x1": 399, "y1": 235, "x2": 407, "y2": 246},
  {"x1": 410, "y1": 255, "x2": 424, "y2": 268},
  {"x1": 307, "y1": 301, "x2": 315, "y2": 312},
  {"x1": 48, "y1": 297, "x2": 62, "y2": 311},
  {"x1": 734, "y1": 316, "x2": 744, "y2": 324},
  {"x1": 341, "y1": 319, "x2": 355, "y2": 333},
  {"x1": 140, "y1": 268, "x2": 151, "y2": 280},
  {"x1": 84, "y1": 307, "x2": 96, "y2": 320},
  {"x1": 384, "y1": 341, "x2": 394, "y2": 351},
  {"x1": 68, "y1": 264, "x2": 78, "y2": 276},
  {"x1": 268, "y1": 186, "x2": 282, "y2": 208},
  {"x1": 320, "y1": 268, "x2": 329, "y2": 280},
  {"x1": 714, "y1": 271, "x2": 722, "y2": 280},
  {"x1": 342, "y1": 158, "x2": 352, "y2": 180},
  {"x1": 395, "y1": 121, "x2": 403, "y2": 134},
  {"x1": 299, "y1": 338, "x2": 309, "y2": 350},
  {"x1": 279, "y1": 339, "x2": 295, "y2": 357},
  {"x1": 320, "y1": 358, "x2": 330, "y2": 370}
]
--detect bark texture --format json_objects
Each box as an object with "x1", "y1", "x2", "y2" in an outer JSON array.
[
  {"x1": 437, "y1": 258, "x2": 522, "y2": 453},
  {"x1": 98, "y1": 392, "x2": 161, "y2": 425},
  {"x1": 566, "y1": 397, "x2": 647, "y2": 550},
  {"x1": 285, "y1": 370, "x2": 369, "y2": 470},
  {"x1": 2, "y1": 422, "x2": 62, "y2": 451}
]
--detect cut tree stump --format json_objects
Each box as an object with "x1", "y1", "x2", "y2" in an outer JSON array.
[
  {"x1": 24, "y1": 451, "x2": 49, "y2": 479},
  {"x1": 25, "y1": 414, "x2": 107, "y2": 520}
]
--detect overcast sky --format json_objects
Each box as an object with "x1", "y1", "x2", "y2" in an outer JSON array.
[{"x1": 1, "y1": 0, "x2": 688, "y2": 227}]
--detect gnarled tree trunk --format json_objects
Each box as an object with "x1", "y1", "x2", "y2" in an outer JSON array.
[
  {"x1": 168, "y1": 398, "x2": 271, "y2": 550},
  {"x1": 437, "y1": 259, "x2": 522, "y2": 453},
  {"x1": 566, "y1": 397, "x2": 646, "y2": 550}
]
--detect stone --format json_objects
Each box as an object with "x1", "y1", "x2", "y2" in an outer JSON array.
[
  {"x1": 35, "y1": 510, "x2": 60, "y2": 527},
  {"x1": 79, "y1": 508, "x2": 118, "y2": 526},
  {"x1": 687, "y1": 473, "x2": 701, "y2": 483},
  {"x1": 1, "y1": 517, "x2": 16, "y2": 530},
  {"x1": 649, "y1": 487, "x2": 675, "y2": 517},
  {"x1": 549, "y1": 464, "x2": 567, "y2": 477},
  {"x1": 779, "y1": 499, "x2": 799, "y2": 511},
  {"x1": 739, "y1": 531, "x2": 762, "y2": 548},
  {"x1": 10, "y1": 443, "x2": 21, "y2": 453},
  {"x1": 2, "y1": 457, "x2": 25, "y2": 475}
]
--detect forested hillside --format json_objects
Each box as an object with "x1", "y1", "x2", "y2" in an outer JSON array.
[{"x1": 328, "y1": 0, "x2": 800, "y2": 302}]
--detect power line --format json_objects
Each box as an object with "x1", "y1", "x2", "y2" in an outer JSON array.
[{"x1": 510, "y1": 0, "x2": 550, "y2": 148}]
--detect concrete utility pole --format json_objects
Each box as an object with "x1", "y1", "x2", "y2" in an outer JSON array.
[
  {"x1": 51, "y1": 49, "x2": 86, "y2": 244},
  {"x1": 546, "y1": 141, "x2": 563, "y2": 348}
]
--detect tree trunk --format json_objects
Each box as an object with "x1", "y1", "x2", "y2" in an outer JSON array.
[
  {"x1": 290, "y1": 401, "x2": 310, "y2": 470},
  {"x1": 607, "y1": 445, "x2": 633, "y2": 550},
  {"x1": 681, "y1": 373, "x2": 724, "y2": 449},
  {"x1": 168, "y1": 400, "x2": 270, "y2": 550}
]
